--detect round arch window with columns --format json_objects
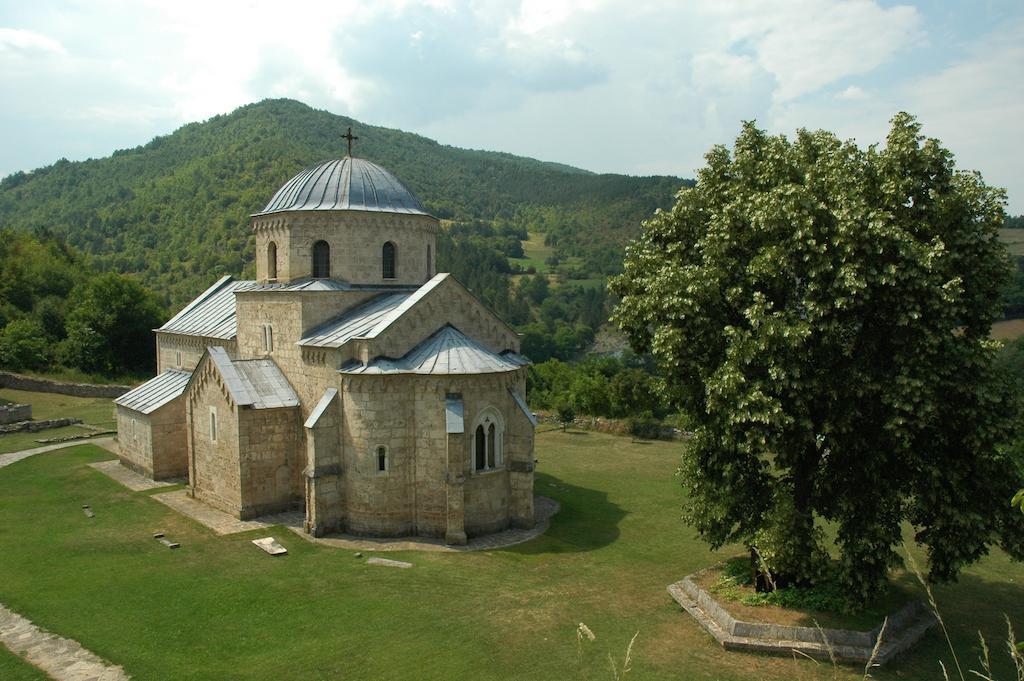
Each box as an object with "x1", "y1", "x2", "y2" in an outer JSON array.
[{"x1": 471, "y1": 407, "x2": 504, "y2": 473}]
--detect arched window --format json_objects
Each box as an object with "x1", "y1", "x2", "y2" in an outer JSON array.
[
  {"x1": 426, "y1": 244, "x2": 432, "y2": 277},
  {"x1": 472, "y1": 409, "x2": 503, "y2": 472},
  {"x1": 382, "y1": 241, "x2": 396, "y2": 279},
  {"x1": 267, "y1": 241, "x2": 278, "y2": 280},
  {"x1": 475, "y1": 426, "x2": 486, "y2": 471},
  {"x1": 487, "y1": 424, "x2": 496, "y2": 468},
  {"x1": 312, "y1": 240, "x2": 330, "y2": 278}
]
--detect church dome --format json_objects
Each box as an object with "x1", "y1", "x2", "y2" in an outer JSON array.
[{"x1": 258, "y1": 157, "x2": 430, "y2": 216}]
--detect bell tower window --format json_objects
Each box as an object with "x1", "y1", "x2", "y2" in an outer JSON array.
[
  {"x1": 312, "y1": 240, "x2": 330, "y2": 278},
  {"x1": 267, "y1": 241, "x2": 277, "y2": 280},
  {"x1": 382, "y1": 241, "x2": 396, "y2": 279},
  {"x1": 426, "y1": 244, "x2": 432, "y2": 277}
]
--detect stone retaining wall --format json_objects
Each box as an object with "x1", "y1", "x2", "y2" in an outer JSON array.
[
  {"x1": 668, "y1": 569, "x2": 937, "y2": 665},
  {"x1": 0, "y1": 371, "x2": 131, "y2": 398},
  {"x1": 0, "y1": 417, "x2": 82, "y2": 434},
  {"x1": 0, "y1": 403, "x2": 31, "y2": 425}
]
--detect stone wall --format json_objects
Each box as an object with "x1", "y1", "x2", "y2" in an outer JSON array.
[
  {"x1": 0, "y1": 417, "x2": 80, "y2": 434},
  {"x1": 0, "y1": 371, "x2": 130, "y2": 398},
  {"x1": 0, "y1": 403, "x2": 31, "y2": 425},
  {"x1": 115, "y1": 400, "x2": 188, "y2": 480},
  {"x1": 252, "y1": 210, "x2": 438, "y2": 286},
  {"x1": 187, "y1": 361, "x2": 243, "y2": 516},
  {"x1": 156, "y1": 333, "x2": 237, "y2": 374},
  {"x1": 338, "y1": 369, "x2": 533, "y2": 539},
  {"x1": 236, "y1": 406, "x2": 304, "y2": 518},
  {"x1": 368, "y1": 275, "x2": 521, "y2": 361}
]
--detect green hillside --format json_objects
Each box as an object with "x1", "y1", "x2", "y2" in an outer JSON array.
[{"x1": 0, "y1": 98, "x2": 683, "y2": 308}]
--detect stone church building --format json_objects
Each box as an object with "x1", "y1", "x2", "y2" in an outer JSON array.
[{"x1": 114, "y1": 153, "x2": 536, "y2": 544}]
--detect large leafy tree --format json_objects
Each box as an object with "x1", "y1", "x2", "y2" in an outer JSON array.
[
  {"x1": 611, "y1": 114, "x2": 1024, "y2": 604},
  {"x1": 58, "y1": 272, "x2": 164, "y2": 375}
]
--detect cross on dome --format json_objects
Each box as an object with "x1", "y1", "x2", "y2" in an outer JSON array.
[{"x1": 342, "y1": 126, "x2": 358, "y2": 157}]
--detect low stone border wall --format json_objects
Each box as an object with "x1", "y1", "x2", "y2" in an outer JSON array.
[
  {"x1": 668, "y1": 569, "x2": 937, "y2": 665},
  {"x1": 0, "y1": 403, "x2": 31, "y2": 425},
  {"x1": 0, "y1": 371, "x2": 131, "y2": 398},
  {"x1": 534, "y1": 412, "x2": 687, "y2": 441},
  {"x1": 0, "y1": 417, "x2": 82, "y2": 434}
]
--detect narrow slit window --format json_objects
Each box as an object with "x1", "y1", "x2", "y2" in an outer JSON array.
[
  {"x1": 263, "y1": 324, "x2": 273, "y2": 353},
  {"x1": 377, "y1": 446, "x2": 387, "y2": 472},
  {"x1": 175, "y1": 350, "x2": 182, "y2": 368},
  {"x1": 267, "y1": 241, "x2": 277, "y2": 280},
  {"x1": 487, "y1": 424, "x2": 496, "y2": 468},
  {"x1": 382, "y1": 241, "x2": 396, "y2": 279},
  {"x1": 426, "y1": 244, "x2": 432, "y2": 277},
  {"x1": 209, "y1": 407, "x2": 218, "y2": 443}
]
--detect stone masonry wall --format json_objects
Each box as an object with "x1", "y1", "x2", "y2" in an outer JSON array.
[
  {"x1": 187, "y1": 362, "x2": 243, "y2": 516},
  {"x1": 0, "y1": 403, "x2": 32, "y2": 425},
  {"x1": 252, "y1": 210, "x2": 438, "y2": 286},
  {"x1": 368, "y1": 276, "x2": 520, "y2": 362},
  {"x1": 0, "y1": 371, "x2": 129, "y2": 398},
  {"x1": 338, "y1": 369, "x2": 533, "y2": 538},
  {"x1": 237, "y1": 406, "x2": 304, "y2": 519},
  {"x1": 117, "y1": 400, "x2": 188, "y2": 480},
  {"x1": 156, "y1": 334, "x2": 237, "y2": 374}
]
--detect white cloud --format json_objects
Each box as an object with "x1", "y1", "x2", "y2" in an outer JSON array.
[
  {"x1": 835, "y1": 85, "x2": 868, "y2": 100},
  {"x1": 0, "y1": 27, "x2": 66, "y2": 56}
]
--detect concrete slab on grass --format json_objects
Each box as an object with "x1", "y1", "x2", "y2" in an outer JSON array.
[{"x1": 253, "y1": 537, "x2": 288, "y2": 555}]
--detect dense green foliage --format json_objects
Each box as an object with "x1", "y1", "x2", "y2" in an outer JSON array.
[
  {"x1": 528, "y1": 354, "x2": 669, "y2": 420},
  {"x1": 1005, "y1": 215, "x2": 1024, "y2": 229},
  {"x1": 0, "y1": 230, "x2": 163, "y2": 376},
  {"x1": 0, "y1": 98, "x2": 678, "y2": 310},
  {"x1": 612, "y1": 113, "x2": 1024, "y2": 606}
]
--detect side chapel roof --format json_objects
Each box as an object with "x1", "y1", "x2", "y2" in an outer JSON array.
[
  {"x1": 114, "y1": 369, "x2": 191, "y2": 414},
  {"x1": 340, "y1": 325, "x2": 528, "y2": 376},
  {"x1": 205, "y1": 347, "x2": 300, "y2": 409}
]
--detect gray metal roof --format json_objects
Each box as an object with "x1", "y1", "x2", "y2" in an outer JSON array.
[
  {"x1": 257, "y1": 157, "x2": 430, "y2": 216},
  {"x1": 114, "y1": 369, "x2": 191, "y2": 414},
  {"x1": 208, "y1": 347, "x2": 299, "y2": 409},
  {"x1": 341, "y1": 325, "x2": 527, "y2": 376},
  {"x1": 158, "y1": 276, "x2": 261, "y2": 340},
  {"x1": 508, "y1": 388, "x2": 538, "y2": 427},
  {"x1": 297, "y1": 274, "x2": 448, "y2": 348},
  {"x1": 161, "y1": 276, "x2": 421, "y2": 342},
  {"x1": 304, "y1": 388, "x2": 338, "y2": 428}
]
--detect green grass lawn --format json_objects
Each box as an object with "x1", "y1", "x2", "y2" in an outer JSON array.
[
  {"x1": 509, "y1": 231, "x2": 555, "y2": 273},
  {"x1": 0, "y1": 434, "x2": 1021, "y2": 680},
  {"x1": 999, "y1": 228, "x2": 1024, "y2": 256},
  {"x1": 0, "y1": 389, "x2": 116, "y2": 455},
  {"x1": 0, "y1": 646, "x2": 49, "y2": 681}
]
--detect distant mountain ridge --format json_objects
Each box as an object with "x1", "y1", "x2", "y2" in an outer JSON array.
[{"x1": 0, "y1": 98, "x2": 684, "y2": 306}]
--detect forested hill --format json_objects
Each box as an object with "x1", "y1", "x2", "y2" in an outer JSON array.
[{"x1": 0, "y1": 98, "x2": 684, "y2": 307}]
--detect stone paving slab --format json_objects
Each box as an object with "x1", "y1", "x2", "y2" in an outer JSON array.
[
  {"x1": 149, "y1": 489, "x2": 297, "y2": 535},
  {"x1": 284, "y1": 495, "x2": 560, "y2": 553},
  {"x1": 367, "y1": 557, "x2": 413, "y2": 568},
  {"x1": 0, "y1": 437, "x2": 116, "y2": 470},
  {"x1": 86, "y1": 460, "x2": 177, "y2": 492},
  {"x1": 0, "y1": 603, "x2": 130, "y2": 680}
]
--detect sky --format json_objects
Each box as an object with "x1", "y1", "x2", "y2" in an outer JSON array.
[{"x1": 1, "y1": 0, "x2": 1022, "y2": 212}]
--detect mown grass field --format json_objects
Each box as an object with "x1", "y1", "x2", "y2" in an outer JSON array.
[
  {"x1": 0, "y1": 432, "x2": 1021, "y2": 680},
  {"x1": 0, "y1": 389, "x2": 116, "y2": 455},
  {"x1": 999, "y1": 228, "x2": 1024, "y2": 257},
  {"x1": 509, "y1": 231, "x2": 555, "y2": 273}
]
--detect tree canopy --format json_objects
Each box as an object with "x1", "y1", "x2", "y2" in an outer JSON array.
[{"x1": 612, "y1": 113, "x2": 1024, "y2": 605}]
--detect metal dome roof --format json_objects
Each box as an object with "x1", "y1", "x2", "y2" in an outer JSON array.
[{"x1": 257, "y1": 157, "x2": 430, "y2": 216}]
